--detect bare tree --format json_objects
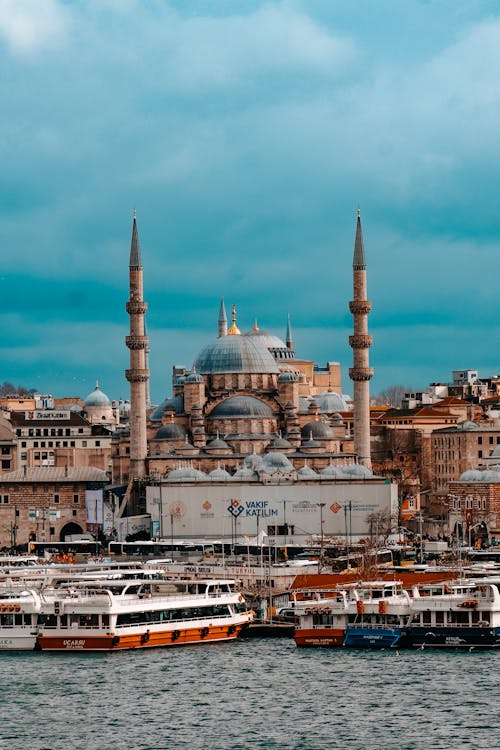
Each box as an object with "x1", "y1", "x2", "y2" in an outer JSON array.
[{"x1": 373, "y1": 385, "x2": 412, "y2": 408}]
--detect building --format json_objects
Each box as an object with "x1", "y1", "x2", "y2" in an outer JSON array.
[
  {"x1": 0, "y1": 467, "x2": 109, "y2": 549},
  {"x1": 110, "y1": 211, "x2": 385, "y2": 538}
]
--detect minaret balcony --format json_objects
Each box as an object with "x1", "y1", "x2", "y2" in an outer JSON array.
[
  {"x1": 126, "y1": 335, "x2": 149, "y2": 350},
  {"x1": 349, "y1": 300, "x2": 372, "y2": 315},
  {"x1": 125, "y1": 369, "x2": 150, "y2": 383},
  {"x1": 126, "y1": 301, "x2": 148, "y2": 315},
  {"x1": 349, "y1": 334, "x2": 373, "y2": 349},
  {"x1": 349, "y1": 367, "x2": 374, "y2": 382}
]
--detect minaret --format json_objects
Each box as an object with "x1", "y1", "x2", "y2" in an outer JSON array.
[
  {"x1": 286, "y1": 313, "x2": 293, "y2": 351},
  {"x1": 125, "y1": 210, "x2": 149, "y2": 478},
  {"x1": 349, "y1": 209, "x2": 373, "y2": 469},
  {"x1": 218, "y1": 298, "x2": 228, "y2": 337}
]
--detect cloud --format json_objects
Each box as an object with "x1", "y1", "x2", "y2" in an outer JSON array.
[{"x1": 0, "y1": 0, "x2": 70, "y2": 56}]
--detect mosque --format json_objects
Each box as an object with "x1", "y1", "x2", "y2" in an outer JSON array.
[{"x1": 108, "y1": 211, "x2": 394, "y2": 544}]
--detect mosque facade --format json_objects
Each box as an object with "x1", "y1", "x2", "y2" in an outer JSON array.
[{"x1": 109, "y1": 212, "x2": 389, "y2": 543}]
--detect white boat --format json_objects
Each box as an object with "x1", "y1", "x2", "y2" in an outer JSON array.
[
  {"x1": 36, "y1": 578, "x2": 253, "y2": 651},
  {"x1": 403, "y1": 578, "x2": 500, "y2": 648},
  {"x1": 0, "y1": 588, "x2": 42, "y2": 650}
]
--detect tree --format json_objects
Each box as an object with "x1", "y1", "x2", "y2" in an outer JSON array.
[
  {"x1": 0, "y1": 382, "x2": 36, "y2": 396},
  {"x1": 373, "y1": 385, "x2": 412, "y2": 408}
]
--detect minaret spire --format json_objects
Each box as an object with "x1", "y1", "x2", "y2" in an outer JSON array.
[
  {"x1": 218, "y1": 298, "x2": 228, "y2": 337},
  {"x1": 348, "y1": 209, "x2": 373, "y2": 470},
  {"x1": 125, "y1": 211, "x2": 149, "y2": 478},
  {"x1": 286, "y1": 313, "x2": 293, "y2": 351}
]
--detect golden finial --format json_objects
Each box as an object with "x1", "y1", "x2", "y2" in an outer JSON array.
[{"x1": 228, "y1": 304, "x2": 241, "y2": 335}]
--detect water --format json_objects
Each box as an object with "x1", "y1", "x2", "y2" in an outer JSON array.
[{"x1": 0, "y1": 640, "x2": 498, "y2": 750}]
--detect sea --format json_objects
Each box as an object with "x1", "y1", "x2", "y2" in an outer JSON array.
[{"x1": 0, "y1": 639, "x2": 498, "y2": 750}]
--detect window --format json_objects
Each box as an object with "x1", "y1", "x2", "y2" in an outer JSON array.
[
  {"x1": 2, "y1": 460, "x2": 11, "y2": 470},
  {"x1": 73, "y1": 494, "x2": 79, "y2": 504},
  {"x1": 478, "y1": 450, "x2": 483, "y2": 458},
  {"x1": 54, "y1": 494, "x2": 60, "y2": 504},
  {"x1": 21, "y1": 453, "x2": 27, "y2": 460},
  {"x1": 1, "y1": 446, "x2": 10, "y2": 455},
  {"x1": 478, "y1": 436, "x2": 483, "y2": 445},
  {"x1": 21, "y1": 441, "x2": 26, "y2": 448},
  {"x1": 82, "y1": 441, "x2": 87, "y2": 448},
  {"x1": 1, "y1": 495, "x2": 9, "y2": 504},
  {"x1": 70, "y1": 442, "x2": 75, "y2": 447},
  {"x1": 95, "y1": 441, "x2": 100, "y2": 447}
]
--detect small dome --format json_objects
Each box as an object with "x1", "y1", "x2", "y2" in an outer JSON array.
[
  {"x1": 209, "y1": 467, "x2": 233, "y2": 480},
  {"x1": 321, "y1": 465, "x2": 344, "y2": 478},
  {"x1": 341, "y1": 464, "x2": 373, "y2": 478},
  {"x1": 185, "y1": 370, "x2": 204, "y2": 384},
  {"x1": 301, "y1": 421, "x2": 334, "y2": 439},
  {"x1": 209, "y1": 396, "x2": 274, "y2": 419},
  {"x1": 278, "y1": 372, "x2": 298, "y2": 383},
  {"x1": 317, "y1": 391, "x2": 349, "y2": 413},
  {"x1": 245, "y1": 327, "x2": 295, "y2": 361},
  {"x1": 150, "y1": 395, "x2": 184, "y2": 421},
  {"x1": 297, "y1": 465, "x2": 319, "y2": 478},
  {"x1": 460, "y1": 468, "x2": 500, "y2": 482},
  {"x1": 243, "y1": 454, "x2": 264, "y2": 471},
  {"x1": 268, "y1": 435, "x2": 293, "y2": 450},
  {"x1": 205, "y1": 436, "x2": 231, "y2": 451},
  {"x1": 155, "y1": 423, "x2": 187, "y2": 440},
  {"x1": 261, "y1": 452, "x2": 294, "y2": 474},
  {"x1": 166, "y1": 467, "x2": 207, "y2": 482},
  {"x1": 332, "y1": 413, "x2": 343, "y2": 422},
  {"x1": 84, "y1": 383, "x2": 111, "y2": 407}
]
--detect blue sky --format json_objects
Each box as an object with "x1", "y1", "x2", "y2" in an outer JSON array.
[{"x1": 1, "y1": 0, "x2": 500, "y2": 405}]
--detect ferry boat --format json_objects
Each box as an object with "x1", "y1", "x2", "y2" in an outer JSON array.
[
  {"x1": 293, "y1": 588, "x2": 350, "y2": 647},
  {"x1": 0, "y1": 588, "x2": 42, "y2": 650},
  {"x1": 36, "y1": 578, "x2": 253, "y2": 651},
  {"x1": 402, "y1": 579, "x2": 500, "y2": 649},
  {"x1": 293, "y1": 581, "x2": 412, "y2": 649},
  {"x1": 343, "y1": 581, "x2": 412, "y2": 649}
]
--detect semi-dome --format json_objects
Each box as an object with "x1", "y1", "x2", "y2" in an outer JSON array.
[
  {"x1": 185, "y1": 370, "x2": 204, "y2": 383},
  {"x1": 84, "y1": 383, "x2": 111, "y2": 407},
  {"x1": 233, "y1": 465, "x2": 257, "y2": 480},
  {"x1": 194, "y1": 334, "x2": 280, "y2": 375},
  {"x1": 155, "y1": 423, "x2": 187, "y2": 440},
  {"x1": 150, "y1": 395, "x2": 184, "y2": 421},
  {"x1": 300, "y1": 421, "x2": 334, "y2": 439},
  {"x1": 278, "y1": 372, "x2": 298, "y2": 383},
  {"x1": 209, "y1": 396, "x2": 274, "y2": 419},
  {"x1": 317, "y1": 391, "x2": 349, "y2": 413},
  {"x1": 245, "y1": 323, "x2": 295, "y2": 361},
  {"x1": 267, "y1": 435, "x2": 293, "y2": 450}
]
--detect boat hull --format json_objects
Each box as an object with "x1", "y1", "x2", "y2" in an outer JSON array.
[
  {"x1": 37, "y1": 622, "x2": 246, "y2": 651},
  {"x1": 294, "y1": 628, "x2": 344, "y2": 648},
  {"x1": 401, "y1": 626, "x2": 500, "y2": 649},
  {"x1": 343, "y1": 626, "x2": 401, "y2": 649},
  {"x1": 0, "y1": 634, "x2": 38, "y2": 651}
]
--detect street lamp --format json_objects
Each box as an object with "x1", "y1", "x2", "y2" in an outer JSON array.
[{"x1": 317, "y1": 503, "x2": 325, "y2": 572}]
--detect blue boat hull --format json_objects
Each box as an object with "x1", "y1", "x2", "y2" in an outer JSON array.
[{"x1": 343, "y1": 626, "x2": 401, "y2": 649}]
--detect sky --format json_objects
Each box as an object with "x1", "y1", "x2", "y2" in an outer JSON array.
[{"x1": 1, "y1": 0, "x2": 500, "y2": 406}]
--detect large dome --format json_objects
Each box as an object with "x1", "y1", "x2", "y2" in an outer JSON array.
[
  {"x1": 150, "y1": 395, "x2": 184, "y2": 421},
  {"x1": 209, "y1": 396, "x2": 274, "y2": 418},
  {"x1": 194, "y1": 335, "x2": 280, "y2": 375}
]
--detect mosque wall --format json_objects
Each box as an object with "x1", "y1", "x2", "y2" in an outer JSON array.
[{"x1": 145, "y1": 479, "x2": 397, "y2": 544}]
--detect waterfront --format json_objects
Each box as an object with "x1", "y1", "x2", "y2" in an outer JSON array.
[{"x1": 0, "y1": 640, "x2": 498, "y2": 750}]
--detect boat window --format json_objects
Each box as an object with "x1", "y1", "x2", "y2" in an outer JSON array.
[
  {"x1": 79, "y1": 615, "x2": 99, "y2": 628},
  {"x1": 0, "y1": 614, "x2": 14, "y2": 627},
  {"x1": 435, "y1": 612, "x2": 444, "y2": 625},
  {"x1": 102, "y1": 614, "x2": 110, "y2": 627},
  {"x1": 422, "y1": 612, "x2": 431, "y2": 625},
  {"x1": 14, "y1": 614, "x2": 23, "y2": 626},
  {"x1": 24, "y1": 614, "x2": 32, "y2": 626},
  {"x1": 59, "y1": 615, "x2": 68, "y2": 629},
  {"x1": 38, "y1": 614, "x2": 57, "y2": 627}
]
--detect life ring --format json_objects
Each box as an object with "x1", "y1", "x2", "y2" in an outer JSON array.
[
  {"x1": 171, "y1": 630, "x2": 180, "y2": 641},
  {"x1": 200, "y1": 627, "x2": 209, "y2": 638},
  {"x1": 14, "y1": 605, "x2": 21, "y2": 612},
  {"x1": 141, "y1": 631, "x2": 150, "y2": 644},
  {"x1": 111, "y1": 635, "x2": 120, "y2": 647},
  {"x1": 228, "y1": 624, "x2": 237, "y2": 635},
  {"x1": 356, "y1": 600, "x2": 365, "y2": 614},
  {"x1": 238, "y1": 595, "x2": 244, "y2": 603}
]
